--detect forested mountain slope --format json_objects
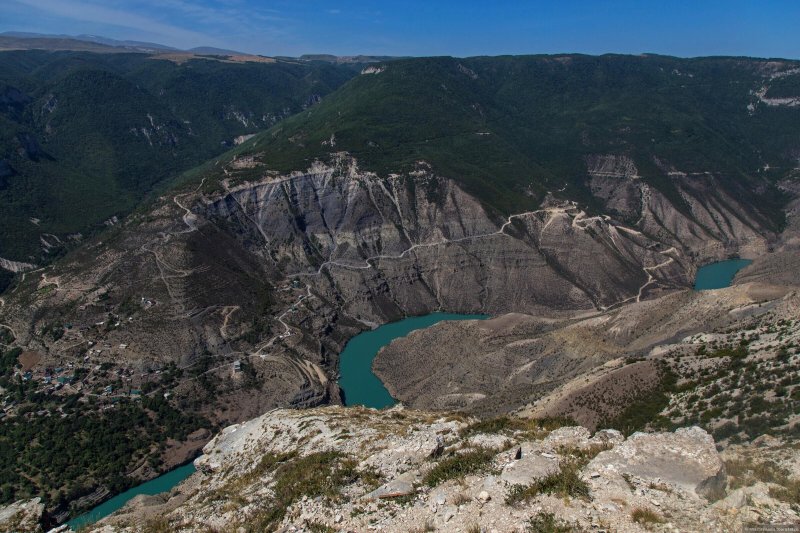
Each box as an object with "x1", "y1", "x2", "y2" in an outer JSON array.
[
  {"x1": 0, "y1": 50, "x2": 356, "y2": 280},
  {"x1": 219, "y1": 54, "x2": 799, "y2": 221}
]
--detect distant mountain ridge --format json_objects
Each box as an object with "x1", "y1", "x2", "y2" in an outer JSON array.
[
  {"x1": 296, "y1": 54, "x2": 407, "y2": 63},
  {"x1": 0, "y1": 32, "x2": 216, "y2": 54},
  {"x1": 187, "y1": 46, "x2": 247, "y2": 56},
  {"x1": 0, "y1": 32, "x2": 403, "y2": 62}
]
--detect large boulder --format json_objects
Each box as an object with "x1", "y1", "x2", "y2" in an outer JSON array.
[{"x1": 587, "y1": 426, "x2": 725, "y2": 500}]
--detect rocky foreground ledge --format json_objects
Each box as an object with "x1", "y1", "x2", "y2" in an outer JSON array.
[{"x1": 3, "y1": 406, "x2": 799, "y2": 532}]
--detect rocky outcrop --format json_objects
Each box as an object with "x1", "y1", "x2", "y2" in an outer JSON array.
[
  {"x1": 81, "y1": 407, "x2": 799, "y2": 532},
  {"x1": 586, "y1": 154, "x2": 640, "y2": 179},
  {"x1": 0, "y1": 498, "x2": 44, "y2": 532},
  {"x1": 0, "y1": 256, "x2": 36, "y2": 273}
]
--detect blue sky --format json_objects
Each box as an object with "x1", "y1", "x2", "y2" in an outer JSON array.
[{"x1": 2, "y1": 0, "x2": 799, "y2": 58}]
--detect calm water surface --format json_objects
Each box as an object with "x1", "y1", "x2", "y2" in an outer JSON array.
[
  {"x1": 694, "y1": 259, "x2": 753, "y2": 290},
  {"x1": 69, "y1": 313, "x2": 488, "y2": 527},
  {"x1": 67, "y1": 462, "x2": 196, "y2": 530},
  {"x1": 339, "y1": 313, "x2": 488, "y2": 408}
]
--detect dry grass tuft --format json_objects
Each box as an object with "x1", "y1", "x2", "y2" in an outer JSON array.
[{"x1": 631, "y1": 507, "x2": 664, "y2": 528}]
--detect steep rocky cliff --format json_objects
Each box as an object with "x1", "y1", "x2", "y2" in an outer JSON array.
[{"x1": 202, "y1": 153, "x2": 773, "y2": 322}]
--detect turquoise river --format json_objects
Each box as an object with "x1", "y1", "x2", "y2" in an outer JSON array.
[
  {"x1": 67, "y1": 462, "x2": 196, "y2": 530},
  {"x1": 66, "y1": 259, "x2": 749, "y2": 528},
  {"x1": 68, "y1": 313, "x2": 486, "y2": 527},
  {"x1": 339, "y1": 312, "x2": 489, "y2": 408}
]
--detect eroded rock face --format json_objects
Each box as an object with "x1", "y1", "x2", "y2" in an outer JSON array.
[
  {"x1": 588, "y1": 156, "x2": 773, "y2": 262},
  {"x1": 79, "y1": 408, "x2": 798, "y2": 533},
  {"x1": 203, "y1": 155, "x2": 772, "y2": 322}
]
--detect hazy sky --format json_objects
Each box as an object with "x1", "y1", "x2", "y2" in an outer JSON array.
[{"x1": 2, "y1": 0, "x2": 799, "y2": 58}]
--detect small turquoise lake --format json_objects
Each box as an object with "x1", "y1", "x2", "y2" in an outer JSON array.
[
  {"x1": 67, "y1": 462, "x2": 196, "y2": 530},
  {"x1": 339, "y1": 313, "x2": 488, "y2": 408},
  {"x1": 694, "y1": 259, "x2": 753, "y2": 290}
]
